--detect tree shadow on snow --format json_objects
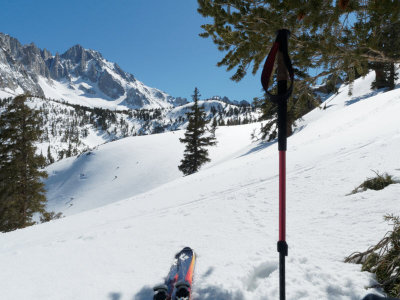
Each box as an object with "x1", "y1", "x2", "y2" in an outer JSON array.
[
  {"x1": 132, "y1": 286, "x2": 153, "y2": 300},
  {"x1": 345, "y1": 89, "x2": 384, "y2": 106},
  {"x1": 239, "y1": 140, "x2": 276, "y2": 158},
  {"x1": 202, "y1": 266, "x2": 214, "y2": 278},
  {"x1": 108, "y1": 292, "x2": 122, "y2": 300}
]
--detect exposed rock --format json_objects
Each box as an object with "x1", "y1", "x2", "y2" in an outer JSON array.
[
  {"x1": 86, "y1": 60, "x2": 99, "y2": 82},
  {"x1": 0, "y1": 33, "x2": 22, "y2": 57},
  {"x1": 49, "y1": 53, "x2": 67, "y2": 80},
  {"x1": 20, "y1": 43, "x2": 49, "y2": 78},
  {"x1": 154, "y1": 90, "x2": 163, "y2": 99},
  {"x1": 61, "y1": 44, "x2": 85, "y2": 64},
  {"x1": 238, "y1": 100, "x2": 251, "y2": 107},
  {"x1": 123, "y1": 88, "x2": 150, "y2": 108},
  {"x1": 41, "y1": 48, "x2": 52, "y2": 60},
  {"x1": 98, "y1": 70, "x2": 124, "y2": 99},
  {"x1": 114, "y1": 63, "x2": 134, "y2": 81},
  {"x1": 172, "y1": 97, "x2": 188, "y2": 106}
]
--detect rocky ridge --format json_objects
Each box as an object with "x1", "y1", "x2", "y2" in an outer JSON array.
[{"x1": 0, "y1": 32, "x2": 185, "y2": 109}]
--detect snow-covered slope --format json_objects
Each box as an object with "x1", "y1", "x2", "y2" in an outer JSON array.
[
  {"x1": 45, "y1": 122, "x2": 260, "y2": 216},
  {"x1": 0, "y1": 73, "x2": 399, "y2": 300}
]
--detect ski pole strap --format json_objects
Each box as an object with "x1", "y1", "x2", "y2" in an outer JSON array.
[{"x1": 261, "y1": 29, "x2": 294, "y2": 103}]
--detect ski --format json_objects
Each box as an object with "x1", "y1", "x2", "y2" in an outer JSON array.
[
  {"x1": 153, "y1": 247, "x2": 196, "y2": 300},
  {"x1": 172, "y1": 247, "x2": 195, "y2": 300}
]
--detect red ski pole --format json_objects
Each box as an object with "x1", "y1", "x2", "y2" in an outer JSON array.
[{"x1": 261, "y1": 29, "x2": 294, "y2": 300}]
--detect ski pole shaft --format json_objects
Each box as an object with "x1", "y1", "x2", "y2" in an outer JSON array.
[
  {"x1": 277, "y1": 80, "x2": 288, "y2": 300},
  {"x1": 277, "y1": 79, "x2": 287, "y2": 242}
]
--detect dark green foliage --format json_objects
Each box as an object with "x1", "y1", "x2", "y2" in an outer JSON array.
[
  {"x1": 0, "y1": 95, "x2": 52, "y2": 232},
  {"x1": 345, "y1": 215, "x2": 400, "y2": 297},
  {"x1": 178, "y1": 88, "x2": 217, "y2": 176},
  {"x1": 371, "y1": 62, "x2": 398, "y2": 90},
  {"x1": 40, "y1": 211, "x2": 63, "y2": 223},
  {"x1": 197, "y1": 1, "x2": 400, "y2": 137},
  {"x1": 197, "y1": 0, "x2": 343, "y2": 83},
  {"x1": 253, "y1": 96, "x2": 277, "y2": 141},
  {"x1": 255, "y1": 81, "x2": 320, "y2": 140},
  {"x1": 351, "y1": 171, "x2": 398, "y2": 194}
]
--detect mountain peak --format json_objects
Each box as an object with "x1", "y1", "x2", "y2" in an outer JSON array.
[
  {"x1": 61, "y1": 44, "x2": 86, "y2": 62},
  {"x1": 0, "y1": 33, "x2": 182, "y2": 110}
]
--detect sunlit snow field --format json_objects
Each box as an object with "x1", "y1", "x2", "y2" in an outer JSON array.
[{"x1": 0, "y1": 72, "x2": 399, "y2": 299}]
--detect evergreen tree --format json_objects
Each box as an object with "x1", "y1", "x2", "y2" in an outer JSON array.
[
  {"x1": 197, "y1": 1, "x2": 343, "y2": 84},
  {"x1": 178, "y1": 88, "x2": 216, "y2": 176},
  {"x1": 197, "y1": 1, "x2": 400, "y2": 139},
  {"x1": 197, "y1": 1, "x2": 400, "y2": 86},
  {"x1": 350, "y1": 1, "x2": 400, "y2": 90},
  {"x1": 0, "y1": 95, "x2": 50, "y2": 232},
  {"x1": 255, "y1": 82, "x2": 320, "y2": 141},
  {"x1": 210, "y1": 117, "x2": 218, "y2": 137}
]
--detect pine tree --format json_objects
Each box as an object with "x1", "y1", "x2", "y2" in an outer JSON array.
[
  {"x1": 197, "y1": 1, "x2": 400, "y2": 97},
  {"x1": 210, "y1": 117, "x2": 218, "y2": 137},
  {"x1": 197, "y1": 1, "x2": 400, "y2": 140},
  {"x1": 0, "y1": 95, "x2": 50, "y2": 232},
  {"x1": 178, "y1": 88, "x2": 216, "y2": 176},
  {"x1": 352, "y1": 2, "x2": 400, "y2": 90},
  {"x1": 255, "y1": 82, "x2": 319, "y2": 141}
]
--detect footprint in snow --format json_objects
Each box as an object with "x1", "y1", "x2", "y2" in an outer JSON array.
[{"x1": 246, "y1": 261, "x2": 278, "y2": 291}]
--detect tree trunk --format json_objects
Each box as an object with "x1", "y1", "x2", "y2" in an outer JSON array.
[
  {"x1": 374, "y1": 64, "x2": 387, "y2": 89},
  {"x1": 287, "y1": 122, "x2": 293, "y2": 137},
  {"x1": 388, "y1": 63, "x2": 395, "y2": 90}
]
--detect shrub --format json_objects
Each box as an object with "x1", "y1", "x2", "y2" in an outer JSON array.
[
  {"x1": 345, "y1": 215, "x2": 400, "y2": 298},
  {"x1": 351, "y1": 171, "x2": 397, "y2": 194}
]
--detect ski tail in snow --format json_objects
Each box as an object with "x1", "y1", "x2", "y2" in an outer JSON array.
[
  {"x1": 175, "y1": 281, "x2": 191, "y2": 300},
  {"x1": 153, "y1": 284, "x2": 169, "y2": 300},
  {"x1": 153, "y1": 247, "x2": 196, "y2": 300}
]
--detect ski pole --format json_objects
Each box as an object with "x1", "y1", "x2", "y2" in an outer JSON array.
[
  {"x1": 261, "y1": 29, "x2": 294, "y2": 300},
  {"x1": 277, "y1": 47, "x2": 288, "y2": 300}
]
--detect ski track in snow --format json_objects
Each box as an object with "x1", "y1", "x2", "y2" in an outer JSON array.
[{"x1": 0, "y1": 72, "x2": 400, "y2": 299}]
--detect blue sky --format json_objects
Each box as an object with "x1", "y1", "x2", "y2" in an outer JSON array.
[{"x1": 0, "y1": 0, "x2": 264, "y2": 102}]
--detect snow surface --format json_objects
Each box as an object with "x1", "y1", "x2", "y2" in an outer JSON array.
[
  {"x1": 0, "y1": 73, "x2": 399, "y2": 299},
  {"x1": 45, "y1": 123, "x2": 259, "y2": 216},
  {"x1": 37, "y1": 76, "x2": 130, "y2": 110}
]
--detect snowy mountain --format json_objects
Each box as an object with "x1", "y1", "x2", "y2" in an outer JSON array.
[
  {"x1": 0, "y1": 32, "x2": 183, "y2": 109},
  {"x1": 0, "y1": 33, "x2": 259, "y2": 162},
  {"x1": 0, "y1": 96, "x2": 259, "y2": 163},
  {"x1": 0, "y1": 71, "x2": 398, "y2": 299}
]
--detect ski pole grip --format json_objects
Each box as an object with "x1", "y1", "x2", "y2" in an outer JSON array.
[
  {"x1": 261, "y1": 28, "x2": 293, "y2": 104},
  {"x1": 277, "y1": 52, "x2": 289, "y2": 81},
  {"x1": 276, "y1": 29, "x2": 290, "y2": 151},
  {"x1": 276, "y1": 30, "x2": 290, "y2": 80}
]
